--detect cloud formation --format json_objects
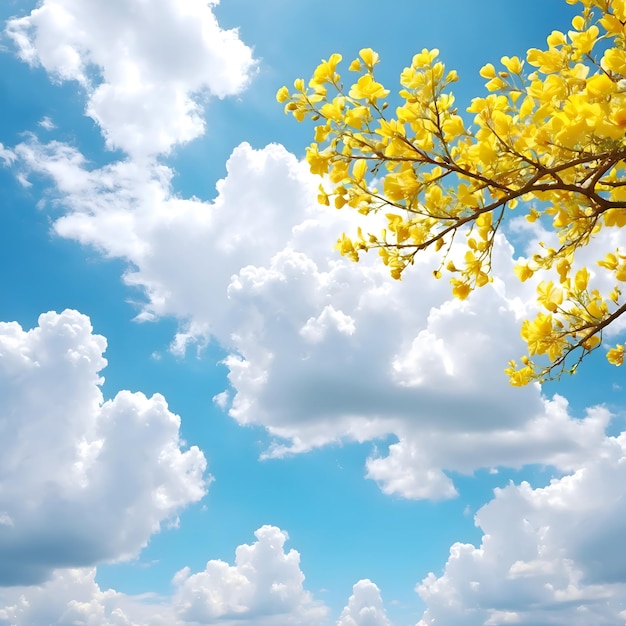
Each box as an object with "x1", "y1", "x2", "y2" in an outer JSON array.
[
  {"x1": 417, "y1": 432, "x2": 626, "y2": 625},
  {"x1": 0, "y1": 568, "x2": 174, "y2": 626},
  {"x1": 173, "y1": 525, "x2": 328, "y2": 625},
  {"x1": 3, "y1": 1, "x2": 626, "y2": 621},
  {"x1": 0, "y1": 527, "x2": 328, "y2": 626},
  {"x1": 3, "y1": 0, "x2": 622, "y2": 508},
  {"x1": 0, "y1": 310, "x2": 207, "y2": 586},
  {"x1": 8, "y1": 136, "x2": 619, "y2": 502},
  {"x1": 6, "y1": 0, "x2": 256, "y2": 158},
  {"x1": 337, "y1": 580, "x2": 391, "y2": 626}
]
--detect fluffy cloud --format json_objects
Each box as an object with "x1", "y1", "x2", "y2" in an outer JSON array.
[
  {"x1": 337, "y1": 580, "x2": 391, "y2": 626},
  {"x1": 173, "y1": 525, "x2": 328, "y2": 625},
  {"x1": 0, "y1": 527, "x2": 328, "y2": 626},
  {"x1": 416, "y1": 432, "x2": 626, "y2": 625},
  {"x1": 0, "y1": 568, "x2": 174, "y2": 626},
  {"x1": 6, "y1": 0, "x2": 256, "y2": 158},
  {"x1": 7, "y1": 135, "x2": 621, "y2": 501},
  {"x1": 5, "y1": 0, "x2": 620, "y2": 503},
  {"x1": 8, "y1": 136, "x2": 621, "y2": 501},
  {"x1": 0, "y1": 309, "x2": 207, "y2": 586}
]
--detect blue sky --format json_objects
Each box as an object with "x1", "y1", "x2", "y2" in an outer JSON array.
[{"x1": 1, "y1": 1, "x2": 625, "y2": 625}]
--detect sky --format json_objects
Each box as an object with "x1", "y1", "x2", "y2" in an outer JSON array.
[{"x1": 0, "y1": 0, "x2": 626, "y2": 625}]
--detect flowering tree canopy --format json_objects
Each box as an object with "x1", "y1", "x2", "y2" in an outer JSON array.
[{"x1": 278, "y1": 0, "x2": 626, "y2": 385}]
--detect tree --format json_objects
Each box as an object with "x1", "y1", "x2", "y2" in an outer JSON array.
[{"x1": 277, "y1": 0, "x2": 626, "y2": 385}]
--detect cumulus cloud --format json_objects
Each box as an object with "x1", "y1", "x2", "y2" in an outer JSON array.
[
  {"x1": 8, "y1": 136, "x2": 621, "y2": 501},
  {"x1": 416, "y1": 432, "x2": 626, "y2": 625},
  {"x1": 337, "y1": 580, "x2": 391, "y2": 626},
  {"x1": 6, "y1": 0, "x2": 256, "y2": 158},
  {"x1": 5, "y1": 0, "x2": 620, "y2": 504},
  {"x1": 0, "y1": 310, "x2": 207, "y2": 586},
  {"x1": 173, "y1": 525, "x2": 328, "y2": 625},
  {"x1": 0, "y1": 527, "x2": 328, "y2": 626},
  {"x1": 5, "y1": 133, "x2": 621, "y2": 502},
  {"x1": 0, "y1": 568, "x2": 174, "y2": 626}
]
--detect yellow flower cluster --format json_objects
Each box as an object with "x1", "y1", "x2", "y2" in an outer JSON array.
[{"x1": 278, "y1": 0, "x2": 626, "y2": 385}]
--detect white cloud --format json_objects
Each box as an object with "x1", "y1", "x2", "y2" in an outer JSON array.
[
  {"x1": 0, "y1": 309, "x2": 207, "y2": 586},
  {"x1": 416, "y1": 432, "x2": 626, "y2": 625},
  {"x1": 365, "y1": 394, "x2": 613, "y2": 500},
  {"x1": 212, "y1": 390, "x2": 230, "y2": 410},
  {"x1": 8, "y1": 136, "x2": 622, "y2": 501},
  {"x1": 173, "y1": 525, "x2": 328, "y2": 625},
  {"x1": 6, "y1": 0, "x2": 256, "y2": 158},
  {"x1": 0, "y1": 527, "x2": 328, "y2": 626},
  {"x1": 0, "y1": 143, "x2": 15, "y2": 166},
  {"x1": 0, "y1": 568, "x2": 174, "y2": 626},
  {"x1": 9, "y1": 1, "x2": 605, "y2": 501},
  {"x1": 337, "y1": 580, "x2": 391, "y2": 626},
  {"x1": 4, "y1": 3, "x2": 626, "y2": 618},
  {"x1": 300, "y1": 305, "x2": 356, "y2": 344},
  {"x1": 38, "y1": 116, "x2": 56, "y2": 130}
]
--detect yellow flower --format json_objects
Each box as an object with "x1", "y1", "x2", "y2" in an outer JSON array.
[
  {"x1": 569, "y1": 25, "x2": 599, "y2": 56},
  {"x1": 276, "y1": 86, "x2": 290, "y2": 103},
  {"x1": 501, "y1": 56, "x2": 523, "y2": 74},
  {"x1": 320, "y1": 101, "x2": 344, "y2": 123},
  {"x1": 352, "y1": 158, "x2": 368, "y2": 182},
  {"x1": 574, "y1": 267, "x2": 590, "y2": 291},
  {"x1": 556, "y1": 257, "x2": 571, "y2": 283},
  {"x1": 598, "y1": 253, "x2": 618, "y2": 271},
  {"x1": 537, "y1": 281, "x2": 563, "y2": 312},
  {"x1": 604, "y1": 209, "x2": 626, "y2": 228},
  {"x1": 514, "y1": 263, "x2": 534, "y2": 282},
  {"x1": 522, "y1": 313, "x2": 556, "y2": 356},
  {"x1": 305, "y1": 144, "x2": 331, "y2": 175},
  {"x1": 479, "y1": 63, "x2": 496, "y2": 79},
  {"x1": 607, "y1": 344, "x2": 625, "y2": 366},
  {"x1": 329, "y1": 160, "x2": 349, "y2": 184},
  {"x1": 314, "y1": 125, "x2": 331, "y2": 143},
  {"x1": 585, "y1": 74, "x2": 616, "y2": 99},
  {"x1": 581, "y1": 335, "x2": 601, "y2": 350},
  {"x1": 507, "y1": 364, "x2": 535, "y2": 387},
  {"x1": 348, "y1": 75, "x2": 390, "y2": 101},
  {"x1": 310, "y1": 53, "x2": 343, "y2": 87},
  {"x1": 442, "y1": 116, "x2": 465, "y2": 140},
  {"x1": 586, "y1": 298, "x2": 606, "y2": 319},
  {"x1": 601, "y1": 48, "x2": 626, "y2": 75},
  {"x1": 412, "y1": 48, "x2": 439, "y2": 68},
  {"x1": 279, "y1": 1, "x2": 626, "y2": 385},
  {"x1": 547, "y1": 30, "x2": 567, "y2": 47},
  {"x1": 335, "y1": 233, "x2": 358, "y2": 260},
  {"x1": 317, "y1": 187, "x2": 330, "y2": 206},
  {"x1": 451, "y1": 279, "x2": 471, "y2": 300},
  {"x1": 345, "y1": 106, "x2": 370, "y2": 129},
  {"x1": 359, "y1": 48, "x2": 380, "y2": 70}
]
